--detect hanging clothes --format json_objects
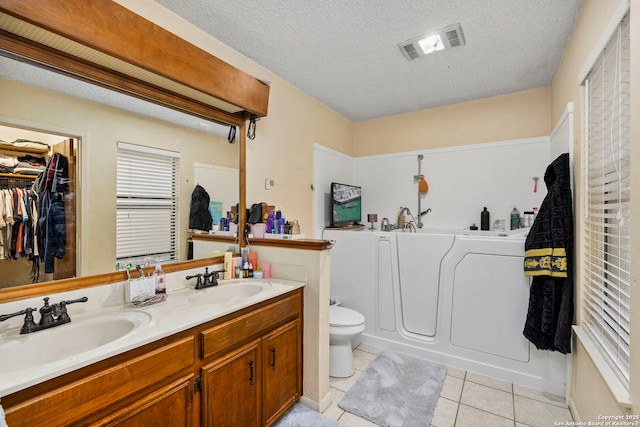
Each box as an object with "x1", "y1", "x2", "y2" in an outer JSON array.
[
  {"x1": 189, "y1": 184, "x2": 213, "y2": 231},
  {"x1": 36, "y1": 153, "x2": 68, "y2": 274},
  {"x1": 522, "y1": 153, "x2": 574, "y2": 354},
  {"x1": 0, "y1": 187, "x2": 38, "y2": 262}
]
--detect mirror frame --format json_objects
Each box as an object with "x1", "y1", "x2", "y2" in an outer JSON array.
[{"x1": 0, "y1": 1, "x2": 258, "y2": 302}]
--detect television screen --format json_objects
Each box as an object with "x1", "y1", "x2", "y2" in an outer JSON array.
[{"x1": 331, "y1": 182, "x2": 362, "y2": 227}]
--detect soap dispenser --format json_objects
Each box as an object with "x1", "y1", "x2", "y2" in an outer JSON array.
[
  {"x1": 153, "y1": 262, "x2": 166, "y2": 294},
  {"x1": 480, "y1": 207, "x2": 490, "y2": 230}
]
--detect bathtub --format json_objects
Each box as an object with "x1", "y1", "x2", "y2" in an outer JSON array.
[{"x1": 325, "y1": 228, "x2": 568, "y2": 397}]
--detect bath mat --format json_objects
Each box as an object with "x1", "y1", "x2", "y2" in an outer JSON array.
[
  {"x1": 273, "y1": 403, "x2": 344, "y2": 427},
  {"x1": 338, "y1": 350, "x2": 446, "y2": 427}
]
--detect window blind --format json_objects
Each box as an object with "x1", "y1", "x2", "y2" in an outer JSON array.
[
  {"x1": 582, "y1": 13, "x2": 630, "y2": 384},
  {"x1": 116, "y1": 142, "x2": 180, "y2": 265}
]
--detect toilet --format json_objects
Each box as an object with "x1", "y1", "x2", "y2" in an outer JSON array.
[{"x1": 329, "y1": 304, "x2": 366, "y2": 377}]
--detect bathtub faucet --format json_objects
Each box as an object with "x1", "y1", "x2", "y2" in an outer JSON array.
[
  {"x1": 380, "y1": 217, "x2": 392, "y2": 232},
  {"x1": 396, "y1": 207, "x2": 417, "y2": 232}
]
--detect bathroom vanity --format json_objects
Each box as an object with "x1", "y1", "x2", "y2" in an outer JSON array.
[{"x1": 0, "y1": 285, "x2": 303, "y2": 427}]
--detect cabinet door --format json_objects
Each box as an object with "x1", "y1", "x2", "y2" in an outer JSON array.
[
  {"x1": 202, "y1": 340, "x2": 261, "y2": 427},
  {"x1": 262, "y1": 320, "x2": 301, "y2": 426},
  {"x1": 94, "y1": 375, "x2": 193, "y2": 427}
]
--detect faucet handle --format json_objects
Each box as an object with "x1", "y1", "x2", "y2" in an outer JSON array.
[
  {"x1": 0, "y1": 308, "x2": 38, "y2": 334},
  {"x1": 64, "y1": 296, "x2": 89, "y2": 306},
  {"x1": 52, "y1": 296, "x2": 88, "y2": 321},
  {"x1": 186, "y1": 273, "x2": 204, "y2": 289},
  {"x1": 0, "y1": 307, "x2": 37, "y2": 322}
]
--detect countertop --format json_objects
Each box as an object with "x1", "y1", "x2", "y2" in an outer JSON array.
[{"x1": 0, "y1": 278, "x2": 304, "y2": 397}]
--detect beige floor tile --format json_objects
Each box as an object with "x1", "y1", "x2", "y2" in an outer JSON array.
[
  {"x1": 330, "y1": 370, "x2": 363, "y2": 393},
  {"x1": 352, "y1": 348, "x2": 377, "y2": 371},
  {"x1": 516, "y1": 423, "x2": 533, "y2": 427},
  {"x1": 465, "y1": 371, "x2": 513, "y2": 393},
  {"x1": 460, "y1": 381, "x2": 514, "y2": 419},
  {"x1": 513, "y1": 384, "x2": 567, "y2": 408},
  {"x1": 455, "y1": 404, "x2": 513, "y2": 427},
  {"x1": 338, "y1": 411, "x2": 379, "y2": 427},
  {"x1": 322, "y1": 401, "x2": 345, "y2": 421},
  {"x1": 440, "y1": 375, "x2": 464, "y2": 402},
  {"x1": 330, "y1": 386, "x2": 346, "y2": 403},
  {"x1": 514, "y1": 395, "x2": 573, "y2": 427},
  {"x1": 431, "y1": 397, "x2": 459, "y2": 427},
  {"x1": 447, "y1": 366, "x2": 467, "y2": 380}
]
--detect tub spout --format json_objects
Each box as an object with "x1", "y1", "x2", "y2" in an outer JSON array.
[{"x1": 397, "y1": 207, "x2": 417, "y2": 230}]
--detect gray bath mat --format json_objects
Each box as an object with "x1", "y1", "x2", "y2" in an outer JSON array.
[
  {"x1": 273, "y1": 403, "x2": 343, "y2": 427},
  {"x1": 339, "y1": 350, "x2": 446, "y2": 426}
]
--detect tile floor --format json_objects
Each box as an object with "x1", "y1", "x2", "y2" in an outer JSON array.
[{"x1": 323, "y1": 344, "x2": 574, "y2": 427}]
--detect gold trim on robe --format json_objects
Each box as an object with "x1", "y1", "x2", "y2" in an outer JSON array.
[{"x1": 524, "y1": 247, "x2": 568, "y2": 277}]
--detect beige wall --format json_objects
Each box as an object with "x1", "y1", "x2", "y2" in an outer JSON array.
[
  {"x1": 551, "y1": 0, "x2": 640, "y2": 419},
  {"x1": 0, "y1": 78, "x2": 237, "y2": 276},
  {"x1": 352, "y1": 87, "x2": 551, "y2": 156}
]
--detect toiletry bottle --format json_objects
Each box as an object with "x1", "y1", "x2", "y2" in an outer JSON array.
[
  {"x1": 243, "y1": 261, "x2": 249, "y2": 278},
  {"x1": 223, "y1": 250, "x2": 232, "y2": 280},
  {"x1": 267, "y1": 211, "x2": 274, "y2": 234},
  {"x1": 510, "y1": 207, "x2": 520, "y2": 230},
  {"x1": 248, "y1": 262, "x2": 254, "y2": 278},
  {"x1": 480, "y1": 207, "x2": 490, "y2": 230},
  {"x1": 153, "y1": 262, "x2": 166, "y2": 294}
]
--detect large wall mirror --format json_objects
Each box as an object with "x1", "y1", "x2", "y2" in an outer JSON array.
[{"x1": 0, "y1": 56, "x2": 240, "y2": 293}]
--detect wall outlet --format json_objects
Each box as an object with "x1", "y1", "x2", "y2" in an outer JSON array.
[{"x1": 265, "y1": 179, "x2": 274, "y2": 189}]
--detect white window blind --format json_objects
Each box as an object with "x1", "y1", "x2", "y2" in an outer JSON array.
[
  {"x1": 582, "y1": 13, "x2": 630, "y2": 385},
  {"x1": 116, "y1": 142, "x2": 180, "y2": 265}
]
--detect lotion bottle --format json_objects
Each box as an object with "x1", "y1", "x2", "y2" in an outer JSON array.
[{"x1": 223, "y1": 250, "x2": 232, "y2": 280}]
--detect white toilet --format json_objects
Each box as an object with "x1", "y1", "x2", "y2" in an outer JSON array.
[{"x1": 329, "y1": 304, "x2": 366, "y2": 377}]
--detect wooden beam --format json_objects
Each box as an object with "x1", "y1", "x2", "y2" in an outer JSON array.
[
  {"x1": 0, "y1": 0, "x2": 269, "y2": 118},
  {"x1": 0, "y1": 30, "x2": 245, "y2": 127}
]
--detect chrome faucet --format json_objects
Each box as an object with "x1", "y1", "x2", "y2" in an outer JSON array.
[
  {"x1": 0, "y1": 296, "x2": 88, "y2": 334},
  {"x1": 380, "y1": 217, "x2": 391, "y2": 232},
  {"x1": 396, "y1": 207, "x2": 417, "y2": 231}
]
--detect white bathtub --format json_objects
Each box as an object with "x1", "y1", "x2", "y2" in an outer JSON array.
[{"x1": 326, "y1": 228, "x2": 568, "y2": 397}]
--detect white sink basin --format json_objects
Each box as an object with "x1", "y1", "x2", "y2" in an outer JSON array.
[
  {"x1": 0, "y1": 310, "x2": 151, "y2": 374},
  {"x1": 188, "y1": 282, "x2": 268, "y2": 305}
]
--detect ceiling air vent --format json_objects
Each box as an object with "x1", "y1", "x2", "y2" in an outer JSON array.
[{"x1": 399, "y1": 23, "x2": 465, "y2": 61}]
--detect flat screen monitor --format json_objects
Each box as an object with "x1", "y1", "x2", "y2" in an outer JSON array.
[{"x1": 330, "y1": 182, "x2": 362, "y2": 227}]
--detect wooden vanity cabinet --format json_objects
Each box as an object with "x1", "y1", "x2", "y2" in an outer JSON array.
[
  {"x1": 262, "y1": 320, "x2": 301, "y2": 426},
  {"x1": 1, "y1": 288, "x2": 302, "y2": 427},
  {"x1": 199, "y1": 291, "x2": 303, "y2": 427},
  {"x1": 202, "y1": 340, "x2": 262, "y2": 427}
]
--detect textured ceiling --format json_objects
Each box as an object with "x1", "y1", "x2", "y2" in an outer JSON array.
[{"x1": 156, "y1": 0, "x2": 583, "y2": 122}]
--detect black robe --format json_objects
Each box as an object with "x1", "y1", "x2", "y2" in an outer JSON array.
[
  {"x1": 189, "y1": 184, "x2": 213, "y2": 231},
  {"x1": 523, "y1": 153, "x2": 573, "y2": 354}
]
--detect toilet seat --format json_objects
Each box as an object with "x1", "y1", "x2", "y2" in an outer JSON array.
[{"x1": 330, "y1": 306, "x2": 365, "y2": 327}]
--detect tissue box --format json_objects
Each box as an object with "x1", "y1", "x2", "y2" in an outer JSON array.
[{"x1": 125, "y1": 277, "x2": 156, "y2": 303}]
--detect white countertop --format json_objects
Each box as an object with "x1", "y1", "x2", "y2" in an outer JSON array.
[{"x1": 0, "y1": 278, "x2": 304, "y2": 397}]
